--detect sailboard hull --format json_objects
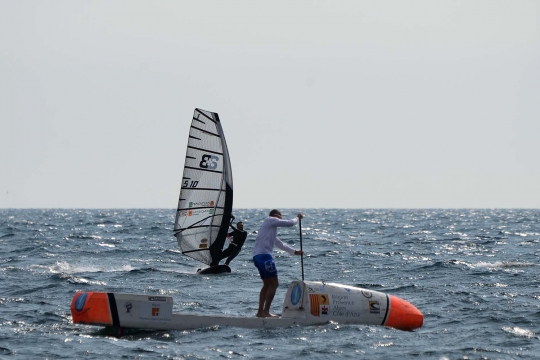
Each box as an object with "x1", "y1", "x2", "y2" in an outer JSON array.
[
  {"x1": 71, "y1": 281, "x2": 423, "y2": 332},
  {"x1": 197, "y1": 264, "x2": 231, "y2": 274}
]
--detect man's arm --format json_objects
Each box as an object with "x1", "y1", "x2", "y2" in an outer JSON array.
[{"x1": 274, "y1": 238, "x2": 296, "y2": 255}]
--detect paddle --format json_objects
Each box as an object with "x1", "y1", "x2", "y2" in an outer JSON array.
[{"x1": 299, "y1": 217, "x2": 304, "y2": 281}]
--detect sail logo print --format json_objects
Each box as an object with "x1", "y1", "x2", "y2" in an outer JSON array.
[
  {"x1": 199, "y1": 238, "x2": 208, "y2": 249},
  {"x1": 189, "y1": 201, "x2": 215, "y2": 208},
  {"x1": 199, "y1": 154, "x2": 220, "y2": 169},
  {"x1": 188, "y1": 209, "x2": 215, "y2": 217},
  {"x1": 183, "y1": 180, "x2": 199, "y2": 188}
]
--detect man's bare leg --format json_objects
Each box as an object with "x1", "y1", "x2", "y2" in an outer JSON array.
[
  {"x1": 256, "y1": 279, "x2": 269, "y2": 317},
  {"x1": 256, "y1": 277, "x2": 279, "y2": 317},
  {"x1": 262, "y1": 277, "x2": 279, "y2": 317}
]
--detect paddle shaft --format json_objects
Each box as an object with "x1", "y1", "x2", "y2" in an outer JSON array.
[{"x1": 299, "y1": 217, "x2": 304, "y2": 281}]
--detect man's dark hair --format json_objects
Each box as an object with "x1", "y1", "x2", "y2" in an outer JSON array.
[{"x1": 269, "y1": 209, "x2": 281, "y2": 217}]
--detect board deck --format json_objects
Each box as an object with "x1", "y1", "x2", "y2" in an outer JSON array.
[{"x1": 71, "y1": 281, "x2": 424, "y2": 332}]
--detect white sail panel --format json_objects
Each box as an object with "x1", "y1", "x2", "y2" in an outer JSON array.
[{"x1": 174, "y1": 109, "x2": 233, "y2": 265}]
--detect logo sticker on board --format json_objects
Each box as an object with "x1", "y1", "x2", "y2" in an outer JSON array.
[
  {"x1": 74, "y1": 293, "x2": 88, "y2": 312},
  {"x1": 321, "y1": 305, "x2": 328, "y2": 315},
  {"x1": 309, "y1": 294, "x2": 329, "y2": 317},
  {"x1": 148, "y1": 297, "x2": 166, "y2": 302},
  {"x1": 369, "y1": 301, "x2": 380, "y2": 314},
  {"x1": 124, "y1": 302, "x2": 132, "y2": 313},
  {"x1": 291, "y1": 284, "x2": 302, "y2": 306}
]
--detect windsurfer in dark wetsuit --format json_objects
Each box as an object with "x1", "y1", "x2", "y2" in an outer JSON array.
[{"x1": 211, "y1": 221, "x2": 247, "y2": 266}]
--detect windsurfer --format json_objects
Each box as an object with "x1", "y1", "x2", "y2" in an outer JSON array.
[
  {"x1": 210, "y1": 221, "x2": 248, "y2": 266},
  {"x1": 253, "y1": 210, "x2": 304, "y2": 318}
]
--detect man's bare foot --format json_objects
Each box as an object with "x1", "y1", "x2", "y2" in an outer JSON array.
[{"x1": 256, "y1": 312, "x2": 279, "y2": 318}]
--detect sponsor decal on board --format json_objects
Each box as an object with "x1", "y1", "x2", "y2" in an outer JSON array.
[
  {"x1": 148, "y1": 296, "x2": 167, "y2": 302},
  {"x1": 74, "y1": 293, "x2": 88, "y2": 312},
  {"x1": 124, "y1": 302, "x2": 132, "y2": 313},
  {"x1": 291, "y1": 284, "x2": 302, "y2": 306},
  {"x1": 369, "y1": 300, "x2": 380, "y2": 314},
  {"x1": 330, "y1": 294, "x2": 361, "y2": 317},
  {"x1": 361, "y1": 290, "x2": 373, "y2": 298},
  {"x1": 308, "y1": 285, "x2": 326, "y2": 293},
  {"x1": 309, "y1": 294, "x2": 329, "y2": 317}
]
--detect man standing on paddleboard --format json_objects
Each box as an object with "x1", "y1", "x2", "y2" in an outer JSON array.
[{"x1": 252, "y1": 210, "x2": 304, "y2": 318}]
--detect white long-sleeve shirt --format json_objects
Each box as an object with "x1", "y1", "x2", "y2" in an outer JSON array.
[{"x1": 252, "y1": 216, "x2": 298, "y2": 256}]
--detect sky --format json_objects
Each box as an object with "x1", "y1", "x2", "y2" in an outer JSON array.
[{"x1": 1, "y1": 0, "x2": 539, "y2": 209}]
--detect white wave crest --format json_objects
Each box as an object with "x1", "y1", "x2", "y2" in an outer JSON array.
[
  {"x1": 502, "y1": 326, "x2": 536, "y2": 338},
  {"x1": 48, "y1": 261, "x2": 133, "y2": 274}
]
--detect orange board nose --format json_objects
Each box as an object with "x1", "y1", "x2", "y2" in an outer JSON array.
[
  {"x1": 384, "y1": 295, "x2": 423, "y2": 331},
  {"x1": 71, "y1": 292, "x2": 112, "y2": 326}
]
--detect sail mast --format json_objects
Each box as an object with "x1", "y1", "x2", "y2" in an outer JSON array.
[{"x1": 208, "y1": 112, "x2": 233, "y2": 263}]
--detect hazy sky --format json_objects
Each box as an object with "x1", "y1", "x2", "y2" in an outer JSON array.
[{"x1": 1, "y1": 1, "x2": 539, "y2": 209}]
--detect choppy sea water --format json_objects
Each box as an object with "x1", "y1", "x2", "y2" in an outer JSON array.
[{"x1": 1, "y1": 208, "x2": 539, "y2": 359}]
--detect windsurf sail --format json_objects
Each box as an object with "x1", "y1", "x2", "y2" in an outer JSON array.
[{"x1": 173, "y1": 109, "x2": 233, "y2": 266}]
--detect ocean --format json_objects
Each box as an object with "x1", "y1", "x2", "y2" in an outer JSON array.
[{"x1": 1, "y1": 208, "x2": 538, "y2": 359}]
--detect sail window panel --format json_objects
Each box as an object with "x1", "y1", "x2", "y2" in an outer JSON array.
[
  {"x1": 175, "y1": 208, "x2": 213, "y2": 229},
  {"x1": 180, "y1": 230, "x2": 212, "y2": 263},
  {"x1": 189, "y1": 128, "x2": 222, "y2": 152},
  {"x1": 189, "y1": 125, "x2": 220, "y2": 141},
  {"x1": 193, "y1": 109, "x2": 217, "y2": 127},
  {"x1": 180, "y1": 172, "x2": 222, "y2": 193},
  {"x1": 176, "y1": 212, "x2": 226, "y2": 265},
  {"x1": 180, "y1": 191, "x2": 220, "y2": 210}
]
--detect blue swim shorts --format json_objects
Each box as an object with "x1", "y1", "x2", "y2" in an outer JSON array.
[{"x1": 253, "y1": 254, "x2": 278, "y2": 279}]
